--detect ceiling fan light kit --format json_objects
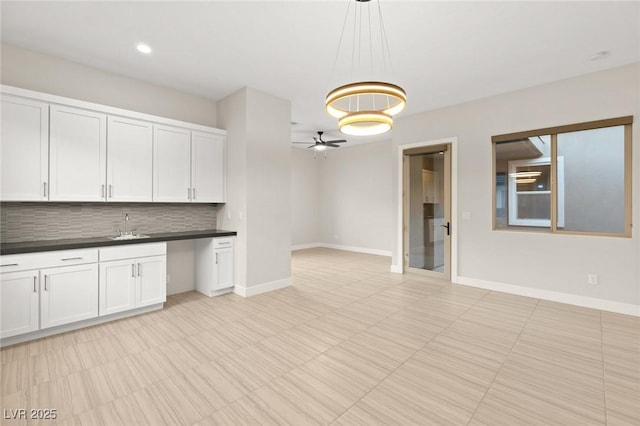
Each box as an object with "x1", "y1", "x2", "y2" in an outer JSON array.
[{"x1": 325, "y1": 0, "x2": 406, "y2": 136}]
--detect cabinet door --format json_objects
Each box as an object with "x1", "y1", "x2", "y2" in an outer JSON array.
[
  {"x1": 107, "y1": 116, "x2": 153, "y2": 202},
  {"x1": 192, "y1": 131, "x2": 225, "y2": 203},
  {"x1": 49, "y1": 105, "x2": 107, "y2": 201},
  {"x1": 136, "y1": 255, "x2": 166, "y2": 307},
  {"x1": 214, "y1": 248, "x2": 234, "y2": 290},
  {"x1": 0, "y1": 270, "x2": 39, "y2": 338},
  {"x1": 99, "y1": 259, "x2": 136, "y2": 316},
  {"x1": 153, "y1": 125, "x2": 191, "y2": 202},
  {"x1": 40, "y1": 264, "x2": 99, "y2": 329},
  {"x1": 0, "y1": 95, "x2": 49, "y2": 201}
]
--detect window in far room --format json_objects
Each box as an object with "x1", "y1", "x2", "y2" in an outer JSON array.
[{"x1": 493, "y1": 116, "x2": 632, "y2": 237}]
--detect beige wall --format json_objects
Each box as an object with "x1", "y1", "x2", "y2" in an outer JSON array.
[
  {"x1": 1, "y1": 43, "x2": 217, "y2": 127},
  {"x1": 393, "y1": 63, "x2": 640, "y2": 308},
  {"x1": 291, "y1": 148, "x2": 320, "y2": 247},
  {"x1": 217, "y1": 87, "x2": 291, "y2": 292},
  {"x1": 290, "y1": 140, "x2": 395, "y2": 254}
]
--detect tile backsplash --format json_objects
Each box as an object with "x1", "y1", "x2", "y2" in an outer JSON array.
[{"x1": 0, "y1": 202, "x2": 219, "y2": 243}]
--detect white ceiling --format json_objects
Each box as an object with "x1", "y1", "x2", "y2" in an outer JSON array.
[{"x1": 1, "y1": 1, "x2": 639, "y2": 146}]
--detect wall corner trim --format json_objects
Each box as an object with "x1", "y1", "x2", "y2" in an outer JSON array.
[
  {"x1": 233, "y1": 277, "x2": 292, "y2": 298},
  {"x1": 456, "y1": 276, "x2": 640, "y2": 317},
  {"x1": 390, "y1": 264, "x2": 403, "y2": 273}
]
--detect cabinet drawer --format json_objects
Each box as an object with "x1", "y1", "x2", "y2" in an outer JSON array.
[
  {"x1": 99, "y1": 242, "x2": 167, "y2": 262},
  {"x1": 213, "y1": 237, "x2": 234, "y2": 249},
  {"x1": 0, "y1": 248, "x2": 98, "y2": 273}
]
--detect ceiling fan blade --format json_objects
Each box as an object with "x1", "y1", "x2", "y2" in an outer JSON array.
[
  {"x1": 307, "y1": 145, "x2": 316, "y2": 149},
  {"x1": 325, "y1": 139, "x2": 347, "y2": 143},
  {"x1": 325, "y1": 143, "x2": 341, "y2": 148},
  {"x1": 292, "y1": 142, "x2": 313, "y2": 144}
]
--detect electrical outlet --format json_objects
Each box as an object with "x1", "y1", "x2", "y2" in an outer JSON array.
[
  {"x1": 333, "y1": 234, "x2": 340, "y2": 240},
  {"x1": 587, "y1": 274, "x2": 598, "y2": 285},
  {"x1": 166, "y1": 274, "x2": 171, "y2": 284}
]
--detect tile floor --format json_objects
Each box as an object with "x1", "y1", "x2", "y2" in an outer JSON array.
[{"x1": 1, "y1": 248, "x2": 639, "y2": 425}]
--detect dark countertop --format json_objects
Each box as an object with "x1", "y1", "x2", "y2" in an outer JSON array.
[{"x1": 1, "y1": 229, "x2": 237, "y2": 255}]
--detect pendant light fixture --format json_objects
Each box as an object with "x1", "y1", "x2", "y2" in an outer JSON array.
[{"x1": 325, "y1": 0, "x2": 406, "y2": 136}]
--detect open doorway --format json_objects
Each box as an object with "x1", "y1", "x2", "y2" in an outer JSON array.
[{"x1": 402, "y1": 144, "x2": 452, "y2": 280}]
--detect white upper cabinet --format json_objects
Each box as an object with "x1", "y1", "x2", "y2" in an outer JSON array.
[
  {"x1": 49, "y1": 105, "x2": 107, "y2": 201},
  {"x1": 192, "y1": 131, "x2": 225, "y2": 203},
  {"x1": 1, "y1": 85, "x2": 226, "y2": 204},
  {"x1": 153, "y1": 125, "x2": 191, "y2": 202},
  {"x1": 107, "y1": 116, "x2": 153, "y2": 202},
  {"x1": 0, "y1": 95, "x2": 49, "y2": 201}
]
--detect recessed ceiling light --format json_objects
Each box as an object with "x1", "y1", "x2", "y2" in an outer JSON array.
[
  {"x1": 590, "y1": 50, "x2": 610, "y2": 61},
  {"x1": 136, "y1": 43, "x2": 152, "y2": 54}
]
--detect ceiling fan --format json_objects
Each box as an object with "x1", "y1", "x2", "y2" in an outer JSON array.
[{"x1": 293, "y1": 131, "x2": 347, "y2": 151}]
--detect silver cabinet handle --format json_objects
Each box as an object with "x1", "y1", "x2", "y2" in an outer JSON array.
[
  {"x1": 109, "y1": 185, "x2": 113, "y2": 198},
  {"x1": 187, "y1": 188, "x2": 191, "y2": 200},
  {"x1": 1, "y1": 263, "x2": 18, "y2": 267},
  {"x1": 101, "y1": 184, "x2": 105, "y2": 198},
  {"x1": 218, "y1": 242, "x2": 231, "y2": 245},
  {"x1": 192, "y1": 188, "x2": 196, "y2": 200},
  {"x1": 215, "y1": 253, "x2": 219, "y2": 265},
  {"x1": 43, "y1": 182, "x2": 47, "y2": 197},
  {"x1": 44, "y1": 275, "x2": 48, "y2": 291},
  {"x1": 131, "y1": 264, "x2": 135, "y2": 278},
  {"x1": 137, "y1": 263, "x2": 141, "y2": 277},
  {"x1": 61, "y1": 257, "x2": 82, "y2": 261},
  {"x1": 33, "y1": 276, "x2": 37, "y2": 293}
]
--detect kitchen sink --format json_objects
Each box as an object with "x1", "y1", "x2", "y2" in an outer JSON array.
[{"x1": 108, "y1": 234, "x2": 150, "y2": 241}]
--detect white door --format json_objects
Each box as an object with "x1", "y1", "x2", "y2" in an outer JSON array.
[
  {"x1": 107, "y1": 116, "x2": 153, "y2": 202},
  {"x1": 49, "y1": 105, "x2": 107, "y2": 201},
  {"x1": 0, "y1": 95, "x2": 49, "y2": 201},
  {"x1": 215, "y1": 248, "x2": 234, "y2": 290},
  {"x1": 99, "y1": 259, "x2": 136, "y2": 316},
  {"x1": 40, "y1": 264, "x2": 99, "y2": 329},
  {"x1": 192, "y1": 131, "x2": 225, "y2": 203},
  {"x1": 0, "y1": 270, "x2": 39, "y2": 338},
  {"x1": 153, "y1": 125, "x2": 191, "y2": 202},
  {"x1": 136, "y1": 255, "x2": 166, "y2": 307}
]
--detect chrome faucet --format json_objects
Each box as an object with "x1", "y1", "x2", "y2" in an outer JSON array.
[{"x1": 123, "y1": 213, "x2": 130, "y2": 236}]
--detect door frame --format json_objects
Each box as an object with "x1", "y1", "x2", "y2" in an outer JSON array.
[{"x1": 395, "y1": 137, "x2": 458, "y2": 282}]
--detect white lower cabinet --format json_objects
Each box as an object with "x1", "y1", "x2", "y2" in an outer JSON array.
[
  {"x1": 195, "y1": 237, "x2": 235, "y2": 297},
  {"x1": 137, "y1": 256, "x2": 167, "y2": 307},
  {"x1": 0, "y1": 243, "x2": 166, "y2": 342},
  {"x1": 98, "y1": 243, "x2": 167, "y2": 316},
  {"x1": 98, "y1": 259, "x2": 136, "y2": 316},
  {"x1": 0, "y1": 270, "x2": 39, "y2": 338},
  {"x1": 40, "y1": 264, "x2": 99, "y2": 329},
  {"x1": 0, "y1": 249, "x2": 99, "y2": 339}
]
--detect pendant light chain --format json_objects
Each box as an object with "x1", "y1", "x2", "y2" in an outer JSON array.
[
  {"x1": 329, "y1": 0, "x2": 352, "y2": 84},
  {"x1": 377, "y1": 0, "x2": 394, "y2": 77}
]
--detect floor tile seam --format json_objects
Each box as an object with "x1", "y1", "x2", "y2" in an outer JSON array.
[
  {"x1": 465, "y1": 296, "x2": 542, "y2": 426},
  {"x1": 222, "y1": 279, "x2": 432, "y2": 425},
  {"x1": 599, "y1": 311, "x2": 609, "y2": 425},
  {"x1": 326, "y1": 282, "x2": 496, "y2": 425}
]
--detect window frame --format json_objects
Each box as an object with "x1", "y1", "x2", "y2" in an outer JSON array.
[{"x1": 492, "y1": 116, "x2": 633, "y2": 237}]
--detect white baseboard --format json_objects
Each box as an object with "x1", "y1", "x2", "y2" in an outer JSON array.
[
  {"x1": 456, "y1": 276, "x2": 640, "y2": 317},
  {"x1": 234, "y1": 277, "x2": 292, "y2": 297},
  {"x1": 291, "y1": 243, "x2": 321, "y2": 251},
  {"x1": 320, "y1": 243, "x2": 392, "y2": 257},
  {"x1": 291, "y1": 242, "x2": 391, "y2": 257}
]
